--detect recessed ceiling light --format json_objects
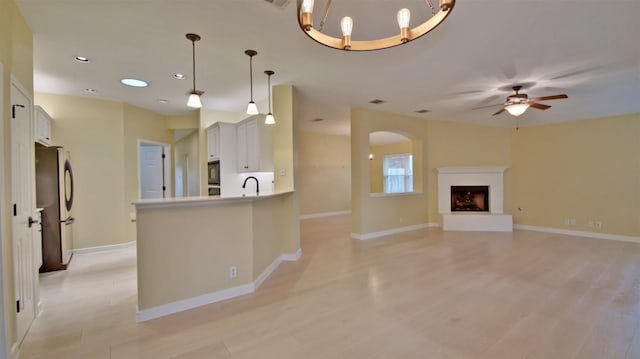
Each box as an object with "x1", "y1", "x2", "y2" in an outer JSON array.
[
  {"x1": 158, "y1": 99, "x2": 169, "y2": 103},
  {"x1": 311, "y1": 118, "x2": 324, "y2": 122},
  {"x1": 120, "y1": 78, "x2": 149, "y2": 88},
  {"x1": 85, "y1": 88, "x2": 97, "y2": 93},
  {"x1": 174, "y1": 74, "x2": 186, "y2": 80},
  {"x1": 74, "y1": 56, "x2": 90, "y2": 63},
  {"x1": 369, "y1": 99, "x2": 385, "y2": 104}
]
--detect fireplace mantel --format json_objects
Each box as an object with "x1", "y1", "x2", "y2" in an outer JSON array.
[{"x1": 437, "y1": 166, "x2": 512, "y2": 231}]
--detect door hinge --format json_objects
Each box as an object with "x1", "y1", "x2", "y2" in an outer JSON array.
[
  {"x1": 13, "y1": 204, "x2": 17, "y2": 216},
  {"x1": 11, "y1": 104, "x2": 25, "y2": 119},
  {"x1": 16, "y1": 300, "x2": 20, "y2": 313},
  {"x1": 162, "y1": 153, "x2": 166, "y2": 159},
  {"x1": 162, "y1": 186, "x2": 166, "y2": 191}
]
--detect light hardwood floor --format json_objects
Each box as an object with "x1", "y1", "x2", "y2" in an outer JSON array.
[{"x1": 19, "y1": 215, "x2": 640, "y2": 358}]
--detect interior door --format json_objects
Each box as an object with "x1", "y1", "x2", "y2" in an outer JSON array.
[
  {"x1": 139, "y1": 144, "x2": 165, "y2": 199},
  {"x1": 10, "y1": 78, "x2": 36, "y2": 343}
]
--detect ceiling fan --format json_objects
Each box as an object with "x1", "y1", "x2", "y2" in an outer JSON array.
[{"x1": 493, "y1": 86, "x2": 568, "y2": 116}]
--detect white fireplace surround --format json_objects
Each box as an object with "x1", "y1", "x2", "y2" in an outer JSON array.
[{"x1": 437, "y1": 166, "x2": 513, "y2": 231}]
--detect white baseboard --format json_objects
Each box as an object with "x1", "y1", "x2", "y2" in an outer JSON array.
[
  {"x1": 136, "y1": 247, "x2": 302, "y2": 322},
  {"x1": 352, "y1": 223, "x2": 439, "y2": 240},
  {"x1": 72, "y1": 241, "x2": 136, "y2": 255},
  {"x1": 299, "y1": 210, "x2": 351, "y2": 220},
  {"x1": 280, "y1": 248, "x2": 302, "y2": 261},
  {"x1": 136, "y1": 283, "x2": 254, "y2": 322},
  {"x1": 514, "y1": 224, "x2": 640, "y2": 243}
]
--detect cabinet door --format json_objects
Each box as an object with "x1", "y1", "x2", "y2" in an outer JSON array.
[
  {"x1": 206, "y1": 125, "x2": 219, "y2": 161},
  {"x1": 246, "y1": 120, "x2": 259, "y2": 171},
  {"x1": 35, "y1": 107, "x2": 52, "y2": 145},
  {"x1": 236, "y1": 123, "x2": 248, "y2": 171}
]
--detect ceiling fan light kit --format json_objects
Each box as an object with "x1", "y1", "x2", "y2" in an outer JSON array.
[{"x1": 298, "y1": 0, "x2": 455, "y2": 51}]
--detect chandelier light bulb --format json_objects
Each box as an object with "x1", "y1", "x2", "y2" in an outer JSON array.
[
  {"x1": 187, "y1": 92, "x2": 202, "y2": 108},
  {"x1": 397, "y1": 8, "x2": 411, "y2": 42},
  {"x1": 301, "y1": 0, "x2": 314, "y2": 13},
  {"x1": 341, "y1": 16, "x2": 353, "y2": 37},
  {"x1": 341, "y1": 16, "x2": 353, "y2": 49},
  {"x1": 505, "y1": 103, "x2": 529, "y2": 116},
  {"x1": 301, "y1": 0, "x2": 314, "y2": 30}
]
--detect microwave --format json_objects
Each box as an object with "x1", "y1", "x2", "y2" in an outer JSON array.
[{"x1": 208, "y1": 160, "x2": 220, "y2": 185}]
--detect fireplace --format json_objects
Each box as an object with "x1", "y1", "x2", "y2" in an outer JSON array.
[
  {"x1": 437, "y1": 167, "x2": 512, "y2": 231},
  {"x1": 451, "y1": 186, "x2": 489, "y2": 212}
]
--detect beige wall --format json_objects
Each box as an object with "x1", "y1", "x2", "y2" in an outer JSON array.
[
  {"x1": 297, "y1": 132, "x2": 351, "y2": 215},
  {"x1": 174, "y1": 131, "x2": 199, "y2": 197},
  {"x1": 511, "y1": 113, "x2": 640, "y2": 237},
  {"x1": 35, "y1": 94, "x2": 176, "y2": 248},
  {"x1": 122, "y1": 104, "x2": 173, "y2": 244},
  {"x1": 351, "y1": 108, "x2": 429, "y2": 235},
  {"x1": 35, "y1": 93, "x2": 127, "y2": 249},
  {"x1": 1, "y1": 0, "x2": 33, "y2": 350}
]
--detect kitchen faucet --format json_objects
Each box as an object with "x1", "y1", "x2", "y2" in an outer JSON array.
[{"x1": 242, "y1": 176, "x2": 259, "y2": 195}]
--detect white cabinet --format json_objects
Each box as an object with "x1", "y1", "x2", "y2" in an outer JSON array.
[
  {"x1": 236, "y1": 116, "x2": 273, "y2": 172},
  {"x1": 206, "y1": 124, "x2": 220, "y2": 162},
  {"x1": 34, "y1": 106, "x2": 52, "y2": 146}
]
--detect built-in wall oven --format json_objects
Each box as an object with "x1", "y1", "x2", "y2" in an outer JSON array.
[{"x1": 208, "y1": 160, "x2": 220, "y2": 196}]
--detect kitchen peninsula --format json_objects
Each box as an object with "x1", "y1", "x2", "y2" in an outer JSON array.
[{"x1": 133, "y1": 191, "x2": 300, "y2": 322}]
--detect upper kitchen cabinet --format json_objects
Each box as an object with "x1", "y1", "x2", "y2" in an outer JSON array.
[
  {"x1": 34, "y1": 105, "x2": 53, "y2": 146},
  {"x1": 236, "y1": 116, "x2": 273, "y2": 172},
  {"x1": 206, "y1": 124, "x2": 220, "y2": 161}
]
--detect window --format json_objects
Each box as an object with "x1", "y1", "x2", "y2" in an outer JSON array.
[{"x1": 383, "y1": 154, "x2": 413, "y2": 193}]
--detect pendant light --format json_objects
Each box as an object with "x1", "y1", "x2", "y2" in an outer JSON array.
[
  {"x1": 264, "y1": 70, "x2": 275, "y2": 124},
  {"x1": 186, "y1": 33, "x2": 203, "y2": 108},
  {"x1": 245, "y1": 50, "x2": 259, "y2": 115}
]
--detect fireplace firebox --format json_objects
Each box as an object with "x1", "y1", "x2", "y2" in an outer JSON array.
[{"x1": 451, "y1": 186, "x2": 489, "y2": 212}]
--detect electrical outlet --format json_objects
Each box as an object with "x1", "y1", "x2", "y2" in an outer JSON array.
[
  {"x1": 588, "y1": 220, "x2": 594, "y2": 228},
  {"x1": 279, "y1": 168, "x2": 286, "y2": 176},
  {"x1": 595, "y1": 221, "x2": 602, "y2": 229},
  {"x1": 229, "y1": 266, "x2": 237, "y2": 278}
]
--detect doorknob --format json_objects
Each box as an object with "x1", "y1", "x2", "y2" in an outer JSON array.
[{"x1": 28, "y1": 216, "x2": 39, "y2": 228}]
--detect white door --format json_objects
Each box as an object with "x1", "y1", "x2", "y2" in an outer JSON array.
[
  {"x1": 10, "y1": 77, "x2": 36, "y2": 343},
  {"x1": 139, "y1": 144, "x2": 165, "y2": 199}
]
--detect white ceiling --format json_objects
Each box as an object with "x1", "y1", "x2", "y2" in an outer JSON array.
[{"x1": 15, "y1": 0, "x2": 640, "y2": 136}]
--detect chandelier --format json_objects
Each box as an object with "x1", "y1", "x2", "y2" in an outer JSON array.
[{"x1": 297, "y1": 0, "x2": 455, "y2": 51}]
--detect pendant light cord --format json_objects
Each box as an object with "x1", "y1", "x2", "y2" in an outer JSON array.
[
  {"x1": 192, "y1": 40, "x2": 197, "y2": 91},
  {"x1": 249, "y1": 55, "x2": 254, "y2": 101},
  {"x1": 268, "y1": 74, "x2": 272, "y2": 112}
]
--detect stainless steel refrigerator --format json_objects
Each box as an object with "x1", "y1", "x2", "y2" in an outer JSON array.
[{"x1": 35, "y1": 143, "x2": 74, "y2": 272}]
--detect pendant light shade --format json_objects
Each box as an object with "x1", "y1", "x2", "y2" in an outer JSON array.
[
  {"x1": 245, "y1": 50, "x2": 259, "y2": 115},
  {"x1": 186, "y1": 33, "x2": 203, "y2": 108},
  {"x1": 264, "y1": 70, "x2": 275, "y2": 125},
  {"x1": 187, "y1": 92, "x2": 202, "y2": 108}
]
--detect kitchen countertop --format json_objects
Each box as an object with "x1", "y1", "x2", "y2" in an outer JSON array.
[{"x1": 132, "y1": 191, "x2": 294, "y2": 209}]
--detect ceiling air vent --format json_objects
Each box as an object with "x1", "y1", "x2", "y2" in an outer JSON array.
[
  {"x1": 369, "y1": 99, "x2": 385, "y2": 104},
  {"x1": 415, "y1": 109, "x2": 430, "y2": 114},
  {"x1": 263, "y1": 0, "x2": 291, "y2": 9}
]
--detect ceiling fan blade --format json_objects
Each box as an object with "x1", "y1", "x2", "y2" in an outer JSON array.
[
  {"x1": 492, "y1": 108, "x2": 506, "y2": 116},
  {"x1": 529, "y1": 102, "x2": 551, "y2": 110},
  {"x1": 529, "y1": 94, "x2": 568, "y2": 102}
]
